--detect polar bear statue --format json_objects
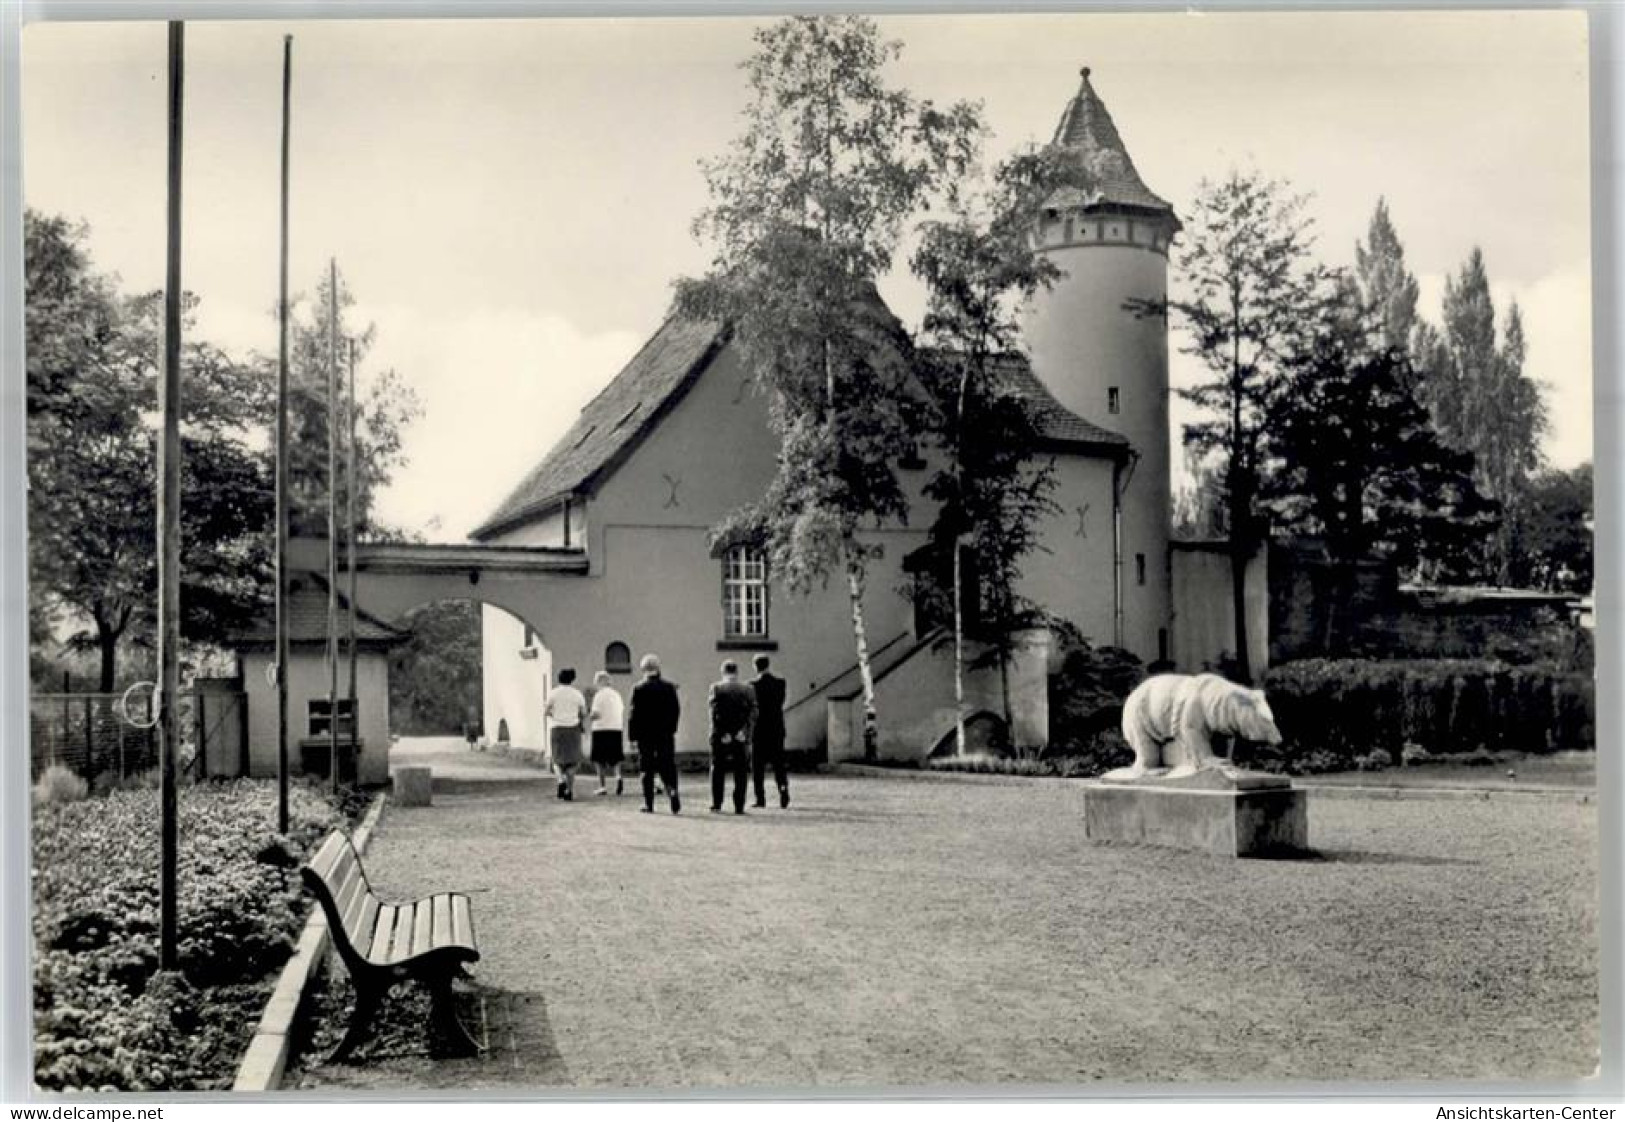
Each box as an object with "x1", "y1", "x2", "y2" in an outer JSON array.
[{"x1": 1108, "y1": 673, "x2": 1283, "y2": 781}]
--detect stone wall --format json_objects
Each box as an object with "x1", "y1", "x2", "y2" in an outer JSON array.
[{"x1": 1267, "y1": 542, "x2": 1585, "y2": 664}]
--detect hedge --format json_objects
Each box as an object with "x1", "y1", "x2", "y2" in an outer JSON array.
[
  {"x1": 32, "y1": 779, "x2": 345, "y2": 1091},
  {"x1": 1250, "y1": 658, "x2": 1595, "y2": 773}
]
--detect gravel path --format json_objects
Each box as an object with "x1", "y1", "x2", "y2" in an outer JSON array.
[{"x1": 297, "y1": 738, "x2": 1598, "y2": 1091}]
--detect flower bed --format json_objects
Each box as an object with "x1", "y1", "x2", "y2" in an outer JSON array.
[{"x1": 32, "y1": 779, "x2": 347, "y2": 1091}]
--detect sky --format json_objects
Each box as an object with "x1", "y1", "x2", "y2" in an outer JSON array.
[{"x1": 21, "y1": 10, "x2": 1593, "y2": 540}]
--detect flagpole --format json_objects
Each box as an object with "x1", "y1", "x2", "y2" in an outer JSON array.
[
  {"x1": 326, "y1": 257, "x2": 340, "y2": 792},
  {"x1": 346, "y1": 338, "x2": 359, "y2": 769},
  {"x1": 275, "y1": 34, "x2": 292, "y2": 835},
  {"x1": 157, "y1": 19, "x2": 185, "y2": 970}
]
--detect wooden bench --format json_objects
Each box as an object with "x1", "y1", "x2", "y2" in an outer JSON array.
[{"x1": 301, "y1": 829, "x2": 482, "y2": 1061}]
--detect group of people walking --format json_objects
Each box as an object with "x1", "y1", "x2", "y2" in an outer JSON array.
[{"x1": 540, "y1": 652, "x2": 789, "y2": 816}]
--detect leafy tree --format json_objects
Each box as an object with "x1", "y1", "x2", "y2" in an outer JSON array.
[
  {"x1": 676, "y1": 15, "x2": 979, "y2": 758},
  {"x1": 1427, "y1": 249, "x2": 1547, "y2": 582},
  {"x1": 388, "y1": 600, "x2": 482, "y2": 735},
  {"x1": 1513, "y1": 462, "x2": 1593, "y2": 593},
  {"x1": 1166, "y1": 169, "x2": 1334, "y2": 682},
  {"x1": 1265, "y1": 291, "x2": 1498, "y2": 644},
  {"x1": 26, "y1": 212, "x2": 273, "y2": 691},
  {"x1": 911, "y1": 163, "x2": 1058, "y2": 755},
  {"x1": 285, "y1": 266, "x2": 422, "y2": 540}
]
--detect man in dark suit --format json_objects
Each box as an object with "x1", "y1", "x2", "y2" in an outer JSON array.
[
  {"x1": 708, "y1": 660, "x2": 756, "y2": 815},
  {"x1": 628, "y1": 652, "x2": 681, "y2": 815},
  {"x1": 750, "y1": 653, "x2": 789, "y2": 809}
]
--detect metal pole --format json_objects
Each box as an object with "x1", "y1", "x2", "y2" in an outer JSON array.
[
  {"x1": 275, "y1": 35, "x2": 292, "y2": 834},
  {"x1": 346, "y1": 338, "x2": 359, "y2": 763},
  {"x1": 157, "y1": 19, "x2": 185, "y2": 971},
  {"x1": 326, "y1": 258, "x2": 340, "y2": 791}
]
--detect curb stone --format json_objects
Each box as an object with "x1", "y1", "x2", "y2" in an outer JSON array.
[
  {"x1": 833, "y1": 762, "x2": 1593, "y2": 803},
  {"x1": 231, "y1": 792, "x2": 388, "y2": 1093}
]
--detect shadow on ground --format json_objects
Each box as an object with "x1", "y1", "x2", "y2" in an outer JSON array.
[{"x1": 290, "y1": 961, "x2": 570, "y2": 1091}]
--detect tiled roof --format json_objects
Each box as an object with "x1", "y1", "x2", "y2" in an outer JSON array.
[
  {"x1": 1044, "y1": 68, "x2": 1174, "y2": 217},
  {"x1": 470, "y1": 315, "x2": 728, "y2": 540},
  {"x1": 918, "y1": 347, "x2": 1129, "y2": 454},
  {"x1": 232, "y1": 572, "x2": 410, "y2": 647}
]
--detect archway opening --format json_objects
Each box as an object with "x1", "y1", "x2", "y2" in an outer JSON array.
[{"x1": 385, "y1": 598, "x2": 552, "y2": 755}]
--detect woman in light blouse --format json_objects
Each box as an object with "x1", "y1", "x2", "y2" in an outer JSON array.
[{"x1": 588, "y1": 669, "x2": 626, "y2": 796}]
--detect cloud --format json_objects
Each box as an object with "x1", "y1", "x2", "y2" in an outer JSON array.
[{"x1": 359, "y1": 309, "x2": 642, "y2": 540}]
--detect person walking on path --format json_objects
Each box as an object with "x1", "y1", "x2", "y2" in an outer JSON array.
[
  {"x1": 545, "y1": 667, "x2": 587, "y2": 801},
  {"x1": 709, "y1": 660, "x2": 756, "y2": 815},
  {"x1": 589, "y1": 669, "x2": 626, "y2": 796},
  {"x1": 750, "y1": 653, "x2": 789, "y2": 810},
  {"x1": 628, "y1": 653, "x2": 682, "y2": 815}
]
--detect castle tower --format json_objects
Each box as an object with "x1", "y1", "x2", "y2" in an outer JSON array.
[{"x1": 1023, "y1": 68, "x2": 1178, "y2": 663}]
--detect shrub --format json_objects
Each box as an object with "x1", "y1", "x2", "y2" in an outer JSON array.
[
  {"x1": 1354, "y1": 748, "x2": 1393, "y2": 772},
  {"x1": 33, "y1": 765, "x2": 88, "y2": 806},
  {"x1": 32, "y1": 779, "x2": 346, "y2": 1090},
  {"x1": 1250, "y1": 658, "x2": 1595, "y2": 773},
  {"x1": 1048, "y1": 633, "x2": 1145, "y2": 753}
]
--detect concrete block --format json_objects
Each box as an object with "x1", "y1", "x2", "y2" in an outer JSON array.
[
  {"x1": 1084, "y1": 781, "x2": 1308, "y2": 858},
  {"x1": 393, "y1": 765, "x2": 432, "y2": 807}
]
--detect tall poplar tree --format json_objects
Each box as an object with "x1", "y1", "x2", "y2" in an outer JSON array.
[
  {"x1": 677, "y1": 15, "x2": 978, "y2": 758},
  {"x1": 1432, "y1": 249, "x2": 1547, "y2": 582}
]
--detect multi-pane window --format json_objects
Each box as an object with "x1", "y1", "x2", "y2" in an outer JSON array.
[
  {"x1": 308, "y1": 698, "x2": 356, "y2": 739},
  {"x1": 722, "y1": 546, "x2": 768, "y2": 638}
]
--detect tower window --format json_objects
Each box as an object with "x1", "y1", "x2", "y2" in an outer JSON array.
[
  {"x1": 1135, "y1": 553, "x2": 1147, "y2": 586},
  {"x1": 1108, "y1": 387, "x2": 1121, "y2": 415}
]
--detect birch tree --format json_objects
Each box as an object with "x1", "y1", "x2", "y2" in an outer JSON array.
[
  {"x1": 911, "y1": 163, "x2": 1058, "y2": 756},
  {"x1": 677, "y1": 16, "x2": 978, "y2": 759}
]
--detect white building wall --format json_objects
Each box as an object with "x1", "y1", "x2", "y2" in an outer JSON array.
[{"x1": 481, "y1": 604, "x2": 550, "y2": 749}]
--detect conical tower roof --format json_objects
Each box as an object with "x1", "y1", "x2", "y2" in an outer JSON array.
[{"x1": 1044, "y1": 68, "x2": 1173, "y2": 216}]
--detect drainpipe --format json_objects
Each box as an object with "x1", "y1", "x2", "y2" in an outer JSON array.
[{"x1": 1112, "y1": 450, "x2": 1140, "y2": 650}]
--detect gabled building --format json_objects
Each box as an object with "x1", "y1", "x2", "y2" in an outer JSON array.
[{"x1": 471, "y1": 68, "x2": 1190, "y2": 760}]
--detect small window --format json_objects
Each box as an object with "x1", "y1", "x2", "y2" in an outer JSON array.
[
  {"x1": 523, "y1": 625, "x2": 537, "y2": 648},
  {"x1": 605, "y1": 641, "x2": 632, "y2": 674},
  {"x1": 722, "y1": 545, "x2": 769, "y2": 639},
  {"x1": 308, "y1": 698, "x2": 356, "y2": 739},
  {"x1": 1135, "y1": 553, "x2": 1147, "y2": 586},
  {"x1": 572, "y1": 425, "x2": 597, "y2": 450},
  {"x1": 613, "y1": 404, "x2": 640, "y2": 430},
  {"x1": 1108, "y1": 387, "x2": 1121, "y2": 415}
]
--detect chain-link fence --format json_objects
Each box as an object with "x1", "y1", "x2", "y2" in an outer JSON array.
[{"x1": 29, "y1": 687, "x2": 247, "y2": 784}]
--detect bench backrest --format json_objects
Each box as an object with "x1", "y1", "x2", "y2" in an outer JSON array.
[{"x1": 301, "y1": 829, "x2": 382, "y2": 970}]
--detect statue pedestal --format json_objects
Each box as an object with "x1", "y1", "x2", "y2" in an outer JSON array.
[{"x1": 1083, "y1": 769, "x2": 1308, "y2": 858}]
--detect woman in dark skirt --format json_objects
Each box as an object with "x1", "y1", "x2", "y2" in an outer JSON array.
[
  {"x1": 545, "y1": 667, "x2": 587, "y2": 800},
  {"x1": 588, "y1": 669, "x2": 626, "y2": 796}
]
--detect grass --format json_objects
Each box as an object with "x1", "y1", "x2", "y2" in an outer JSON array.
[{"x1": 292, "y1": 740, "x2": 1598, "y2": 1091}]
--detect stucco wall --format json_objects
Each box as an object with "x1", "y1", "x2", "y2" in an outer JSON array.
[
  {"x1": 1023, "y1": 235, "x2": 1173, "y2": 663},
  {"x1": 1170, "y1": 543, "x2": 1268, "y2": 675},
  {"x1": 490, "y1": 503, "x2": 578, "y2": 548},
  {"x1": 481, "y1": 604, "x2": 550, "y2": 749},
  {"x1": 827, "y1": 630, "x2": 1052, "y2": 763},
  {"x1": 1019, "y1": 454, "x2": 1118, "y2": 648},
  {"x1": 241, "y1": 648, "x2": 392, "y2": 785}
]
